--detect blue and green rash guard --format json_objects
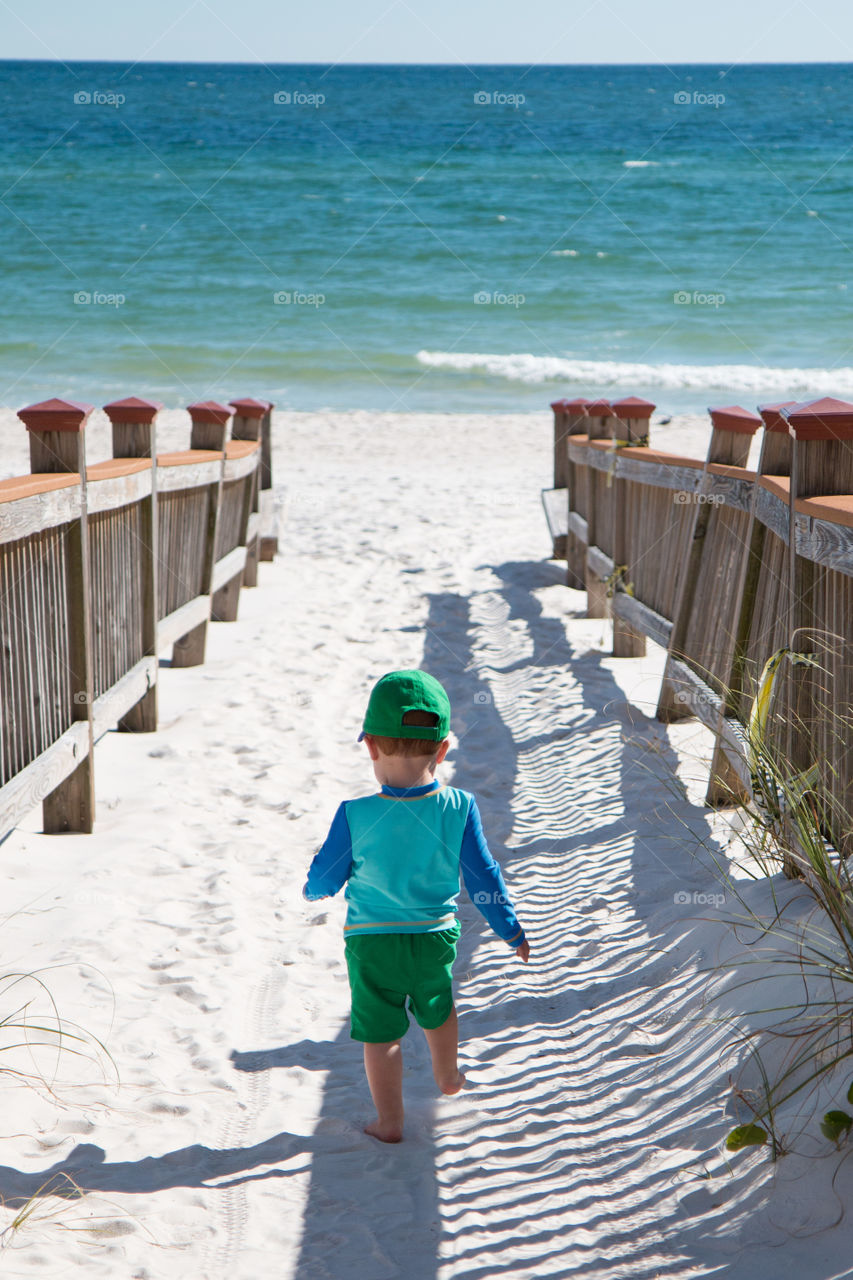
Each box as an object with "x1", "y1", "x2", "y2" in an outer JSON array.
[{"x1": 303, "y1": 780, "x2": 525, "y2": 947}]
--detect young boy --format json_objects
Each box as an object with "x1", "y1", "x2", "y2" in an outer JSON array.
[{"x1": 303, "y1": 668, "x2": 529, "y2": 1143}]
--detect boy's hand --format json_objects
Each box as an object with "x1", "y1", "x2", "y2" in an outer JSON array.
[{"x1": 516, "y1": 939, "x2": 530, "y2": 963}]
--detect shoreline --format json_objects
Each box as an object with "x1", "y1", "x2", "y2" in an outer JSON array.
[{"x1": 0, "y1": 406, "x2": 727, "y2": 485}]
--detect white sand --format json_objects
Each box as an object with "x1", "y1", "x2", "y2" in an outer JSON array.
[{"x1": 0, "y1": 410, "x2": 850, "y2": 1278}]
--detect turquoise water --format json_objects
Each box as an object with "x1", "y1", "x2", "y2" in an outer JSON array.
[{"x1": 1, "y1": 61, "x2": 852, "y2": 412}]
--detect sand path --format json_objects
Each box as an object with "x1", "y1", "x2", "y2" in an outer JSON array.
[{"x1": 1, "y1": 412, "x2": 851, "y2": 1278}]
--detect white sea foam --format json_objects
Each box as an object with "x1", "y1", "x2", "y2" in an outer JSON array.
[
  {"x1": 415, "y1": 350, "x2": 853, "y2": 395},
  {"x1": 551, "y1": 249, "x2": 578, "y2": 256},
  {"x1": 623, "y1": 160, "x2": 660, "y2": 167}
]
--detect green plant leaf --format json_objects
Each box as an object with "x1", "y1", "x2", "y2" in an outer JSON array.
[
  {"x1": 725, "y1": 1124, "x2": 768, "y2": 1151},
  {"x1": 820, "y1": 1111, "x2": 853, "y2": 1142}
]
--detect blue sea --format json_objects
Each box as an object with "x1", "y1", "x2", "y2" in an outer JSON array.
[{"x1": 1, "y1": 60, "x2": 852, "y2": 414}]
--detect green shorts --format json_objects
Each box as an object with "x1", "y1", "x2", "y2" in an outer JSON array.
[{"x1": 344, "y1": 925, "x2": 461, "y2": 1043}]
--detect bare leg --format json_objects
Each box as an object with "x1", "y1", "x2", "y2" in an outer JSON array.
[
  {"x1": 363, "y1": 1040, "x2": 404, "y2": 1143},
  {"x1": 423, "y1": 1006, "x2": 465, "y2": 1095}
]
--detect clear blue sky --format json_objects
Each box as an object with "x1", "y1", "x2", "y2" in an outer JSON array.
[{"x1": 3, "y1": 0, "x2": 853, "y2": 64}]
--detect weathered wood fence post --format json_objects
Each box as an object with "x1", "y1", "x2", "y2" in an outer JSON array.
[
  {"x1": 583, "y1": 399, "x2": 615, "y2": 618},
  {"x1": 258, "y1": 399, "x2": 278, "y2": 561},
  {"x1": 170, "y1": 401, "x2": 229, "y2": 667},
  {"x1": 657, "y1": 405, "x2": 762, "y2": 726},
  {"x1": 783, "y1": 397, "x2": 853, "y2": 860},
  {"x1": 551, "y1": 399, "x2": 570, "y2": 553},
  {"x1": 103, "y1": 396, "x2": 162, "y2": 732},
  {"x1": 561, "y1": 398, "x2": 590, "y2": 587},
  {"x1": 610, "y1": 396, "x2": 656, "y2": 657},
  {"x1": 17, "y1": 398, "x2": 96, "y2": 833},
  {"x1": 229, "y1": 397, "x2": 266, "y2": 589},
  {"x1": 723, "y1": 401, "x2": 796, "y2": 716}
]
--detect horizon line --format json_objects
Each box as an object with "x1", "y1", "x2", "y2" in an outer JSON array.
[{"x1": 1, "y1": 57, "x2": 853, "y2": 67}]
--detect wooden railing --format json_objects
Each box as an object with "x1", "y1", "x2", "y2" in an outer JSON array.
[
  {"x1": 0, "y1": 394, "x2": 278, "y2": 841},
  {"x1": 549, "y1": 394, "x2": 853, "y2": 860}
]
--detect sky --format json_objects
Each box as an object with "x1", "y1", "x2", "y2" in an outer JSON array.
[{"x1": 2, "y1": 0, "x2": 853, "y2": 65}]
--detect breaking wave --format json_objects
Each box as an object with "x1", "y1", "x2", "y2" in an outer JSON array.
[{"x1": 414, "y1": 351, "x2": 853, "y2": 396}]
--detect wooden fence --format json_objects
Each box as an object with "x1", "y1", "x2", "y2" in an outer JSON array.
[
  {"x1": 0, "y1": 394, "x2": 279, "y2": 842},
  {"x1": 548, "y1": 394, "x2": 853, "y2": 862}
]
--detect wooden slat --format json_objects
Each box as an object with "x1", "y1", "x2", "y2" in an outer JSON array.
[
  {"x1": 223, "y1": 444, "x2": 261, "y2": 482},
  {"x1": 259, "y1": 487, "x2": 279, "y2": 560},
  {"x1": 666, "y1": 657, "x2": 725, "y2": 730},
  {"x1": 754, "y1": 483, "x2": 790, "y2": 543},
  {"x1": 0, "y1": 721, "x2": 90, "y2": 842},
  {"x1": 567, "y1": 511, "x2": 588, "y2": 544},
  {"x1": 91, "y1": 656, "x2": 158, "y2": 741},
  {"x1": 607, "y1": 455, "x2": 704, "y2": 492},
  {"x1": 587, "y1": 545, "x2": 614, "y2": 581},
  {"x1": 541, "y1": 488, "x2": 569, "y2": 540},
  {"x1": 0, "y1": 486, "x2": 82, "y2": 544},
  {"x1": 793, "y1": 512, "x2": 853, "y2": 577},
  {"x1": 86, "y1": 464, "x2": 153, "y2": 515},
  {"x1": 704, "y1": 469, "x2": 755, "y2": 513},
  {"x1": 211, "y1": 545, "x2": 247, "y2": 595},
  {"x1": 156, "y1": 456, "x2": 223, "y2": 493},
  {"x1": 0, "y1": 473, "x2": 80, "y2": 503},
  {"x1": 156, "y1": 594, "x2": 211, "y2": 653},
  {"x1": 611, "y1": 593, "x2": 673, "y2": 649}
]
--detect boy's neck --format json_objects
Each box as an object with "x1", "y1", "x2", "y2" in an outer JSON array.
[{"x1": 375, "y1": 757, "x2": 438, "y2": 790}]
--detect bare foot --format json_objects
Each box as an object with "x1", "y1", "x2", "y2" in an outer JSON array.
[
  {"x1": 364, "y1": 1120, "x2": 403, "y2": 1143},
  {"x1": 438, "y1": 1069, "x2": 466, "y2": 1096}
]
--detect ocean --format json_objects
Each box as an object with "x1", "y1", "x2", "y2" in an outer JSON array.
[{"x1": 1, "y1": 60, "x2": 852, "y2": 414}]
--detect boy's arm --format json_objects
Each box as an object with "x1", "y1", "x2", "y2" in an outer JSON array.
[
  {"x1": 459, "y1": 798, "x2": 526, "y2": 948},
  {"x1": 303, "y1": 803, "x2": 353, "y2": 901}
]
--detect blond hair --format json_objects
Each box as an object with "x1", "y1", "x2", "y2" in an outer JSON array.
[{"x1": 365, "y1": 708, "x2": 446, "y2": 758}]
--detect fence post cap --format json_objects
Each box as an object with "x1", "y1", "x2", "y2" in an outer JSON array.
[
  {"x1": 103, "y1": 396, "x2": 163, "y2": 425},
  {"x1": 583, "y1": 399, "x2": 614, "y2": 417},
  {"x1": 708, "y1": 404, "x2": 762, "y2": 434},
  {"x1": 783, "y1": 396, "x2": 853, "y2": 440},
  {"x1": 757, "y1": 401, "x2": 797, "y2": 433},
  {"x1": 228, "y1": 397, "x2": 268, "y2": 419},
  {"x1": 17, "y1": 398, "x2": 94, "y2": 431},
  {"x1": 611, "y1": 396, "x2": 656, "y2": 420},
  {"x1": 187, "y1": 400, "x2": 234, "y2": 425}
]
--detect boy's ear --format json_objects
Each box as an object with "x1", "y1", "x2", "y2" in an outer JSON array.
[
  {"x1": 363, "y1": 734, "x2": 380, "y2": 761},
  {"x1": 435, "y1": 738, "x2": 450, "y2": 764}
]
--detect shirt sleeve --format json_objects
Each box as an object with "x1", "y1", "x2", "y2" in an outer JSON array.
[
  {"x1": 303, "y1": 802, "x2": 353, "y2": 901},
  {"x1": 459, "y1": 797, "x2": 525, "y2": 947}
]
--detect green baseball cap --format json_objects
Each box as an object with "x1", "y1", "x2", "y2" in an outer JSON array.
[{"x1": 359, "y1": 669, "x2": 451, "y2": 742}]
